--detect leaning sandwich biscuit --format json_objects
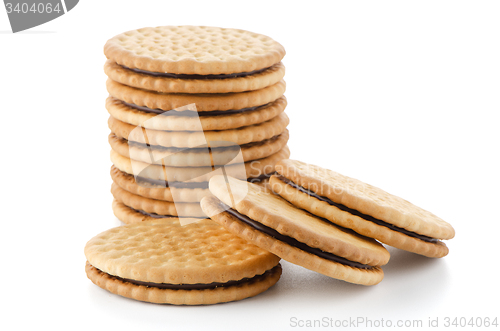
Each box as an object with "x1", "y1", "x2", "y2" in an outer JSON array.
[
  {"x1": 270, "y1": 159, "x2": 455, "y2": 258},
  {"x1": 201, "y1": 176, "x2": 390, "y2": 286},
  {"x1": 85, "y1": 218, "x2": 281, "y2": 305}
]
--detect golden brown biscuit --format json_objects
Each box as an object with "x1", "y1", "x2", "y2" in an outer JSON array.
[
  {"x1": 111, "y1": 199, "x2": 196, "y2": 224},
  {"x1": 110, "y1": 166, "x2": 209, "y2": 203},
  {"x1": 271, "y1": 159, "x2": 455, "y2": 258},
  {"x1": 110, "y1": 146, "x2": 290, "y2": 183},
  {"x1": 104, "y1": 26, "x2": 285, "y2": 75},
  {"x1": 85, "y1": 218, "x2": 282, "y2": 305},
  {"x1": 104, "y1": 60, "x2": 286, "y2": 94},
  {"x1": 111, "y1": 183, "x2": 206, "y2": 218},
  {"x1": 108, "y1": 112, "x2": 289, "y2": 148},
  {"x1": 105, "y1": 96, "x2": 287, "y2": 131},
  {"x1": 201, "y1": 176, "x2": 390, "y2": 286},
  {"x1": 108, "y1": 130, "x2": 289, "y2": 166},
  {"x1": 106, "y1": 79, "x2": 285, "y2": 112}
]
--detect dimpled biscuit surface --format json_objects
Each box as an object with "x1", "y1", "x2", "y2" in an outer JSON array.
[
  {"x1": 275, "y1": 159, "x2": 455, "y2": 240},
  {"x1": 104, "y1": 26, "x2": 285, "y2": 75},
  {"x1": 208, "y1": 176, "x2": 390, "y2": 267},
  {"x1": 85, "y1": 220, "x2": 279, "y2": 285}
]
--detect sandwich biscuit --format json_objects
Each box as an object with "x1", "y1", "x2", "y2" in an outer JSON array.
[
  {"x1": 108, "y1": 130, "x2": 289, "y2": 166},
  {"x1": 104, "y1": 59, "x2": 286, "y2": 94},
  {"x1": 106, "y1": 79, "x2": 285, "y2": 112},
  {"x1": 201, "y1": 176, "x2": 390, "y2": 286},
  {"x1": 104, "y1": 26, "x2": 285, "y2": 77},
  {"x1": 110, "y1": 146, "x2": 290, "y2": 183},
  {"x1": 85, "y1": 218, "x2": 282, "y2": 305},
  {"x1": 110, "y1": 166, "x2": 209, "y2": 203},
  {"x1": 105, "y1": 96, "x2": 287, "y2": 131},
  {"x1": 111, "y1": 183, "x2": 206, "y2": 218},
  {"x1": 270, "y1": 159, "x2": 455, "y2": 258},
  {"x1": 111, "y1": 199, "x2": 202, "y2": 224},
  {"x1": 108, "y1": 112, "x2": 289, "y2": 148}
]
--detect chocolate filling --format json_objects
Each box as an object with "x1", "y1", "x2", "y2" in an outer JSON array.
[
  {"x1": 247, "y1": 172, "x2": 275, "y2": 183},
  {"x1": 137, "y1": 209, "x2": 177, "y2": 219},
  {"x1": 221, "y1": 203, "x2": 373, "y2": 270},
  {"x1": 131, "y1": 205, "x2": 203, "y2": 220},
  {"x1": 136, "y1": 173, "x2": 273, "y2": 188},
  {"x1": 135, "y1": 176, "x2": 209, "y2": 189},
  {"x1": 122, "y1": 101, "x2": 268, "y2": 116},
  {"x1": 122, "y1": 65, "x2": 271, "y2": 80},
  {"x1": 99, "y1": 264, "x2": 280, "y2": 290},
  {"x1": 277, "y1": 176, "x2": 439, "y2": 243},
  {"x1": 127, "y1": 133, "x2": 281, "y2": 152}
]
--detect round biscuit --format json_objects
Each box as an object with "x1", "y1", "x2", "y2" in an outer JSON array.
[
  {"x1": 269, "y1": 175, "x2": 449, "y2": 258},
  {"x1": 275, "y1": 159, "x2": 455, "y2": 240},
  {"x1": 111, "y1": 183, "x2": 206, "y2": 218},
  {"x1": 86, "y1": 261, "x2": 282, "y2": 305},
  {"x1": 104, "y1": 26, "x2": 285, "y2": 75},
  {"x1": 109, "y1": 146, "x2": 290, "y2": 183},
  {"x1": 84, "y1": 219, "x2": 281, "y2": 284},
  {"x1": 104, "y1": 60, "x2": 286, "y2": 93},
  {"x1": 112, "y1": 199, "x2": 191, "y2": 224},
  {"x1": 108, "y1": 112, "x2": 289, "y2": 148},
  {"x1": 111, "y1": 166, "x2": 209, "y2": 202},
  {"x1": 106, "y1": 79, "x2": 286, "y2": 112},
  {"x1": 108, "y1": 130, "x2": 289, "y2": 166},
  {"x1": 201, "y1": 196, "x2": 384, "y2": 286},
  {"x1": 207, "y1": 176, "x2": 390, "y2": 267},
  {"x1": 105, "y1": 96, "x2": 287, "y2": 131}
]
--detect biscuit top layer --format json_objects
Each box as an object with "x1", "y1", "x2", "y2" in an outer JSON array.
[
  {"x1": 84, "y1": 219, "x2": 280, "y2": 284},
  {"x1": 209, "y1": 176, "x2": 390, "y2": 267},
  {"x1": 275, "y1": 159, "x2": 455, "y2": 240},
  {"x1": 104, "y1": 26, "x2": 285, "y2": 75}
]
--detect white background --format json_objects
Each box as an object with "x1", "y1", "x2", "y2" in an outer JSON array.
[{"x1": 1, "y1": 1, "x2": 499, "y2": 330}]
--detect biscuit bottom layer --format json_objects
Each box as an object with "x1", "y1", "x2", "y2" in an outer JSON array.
[
  {"x1": 277, "y1": 175, "x2": 439, "y2": 243},
  {"x1": 118, "y1": 203, "x2": 201, "y2": 220},
  {"x1": 220, "y1": 203, "x2": 373, "y2": 270},
  {"x1": 135, "y1": 172, "x2": 274, "y2": 188},
  {"x1": 122, "y1": 64, "x2": 271, "y2": 80},
  {"x1": 122, "y1": 100, "x2": 270, "y2": 116},
  {"x1": 88, "y1": 262, "x2": 281, "y2": 290},
  {"x1": 135, "y1": 208, "x2": 177, "y2": 219},
  {"x1": 135, "y1": 175, "x2": 209, "y2": 188}
]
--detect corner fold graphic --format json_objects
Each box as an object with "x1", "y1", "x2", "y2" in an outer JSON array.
[
  {"x1": 5, "y1": 0, "x2": 79, "y2": 33},
  {"x1": 64, "y1": 0, "x2": 78, "y2": 11}
]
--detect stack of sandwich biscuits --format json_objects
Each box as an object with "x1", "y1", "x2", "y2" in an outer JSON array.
[{"x1": 103, "y1": 26, "x2": 290, "y2": 222}]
